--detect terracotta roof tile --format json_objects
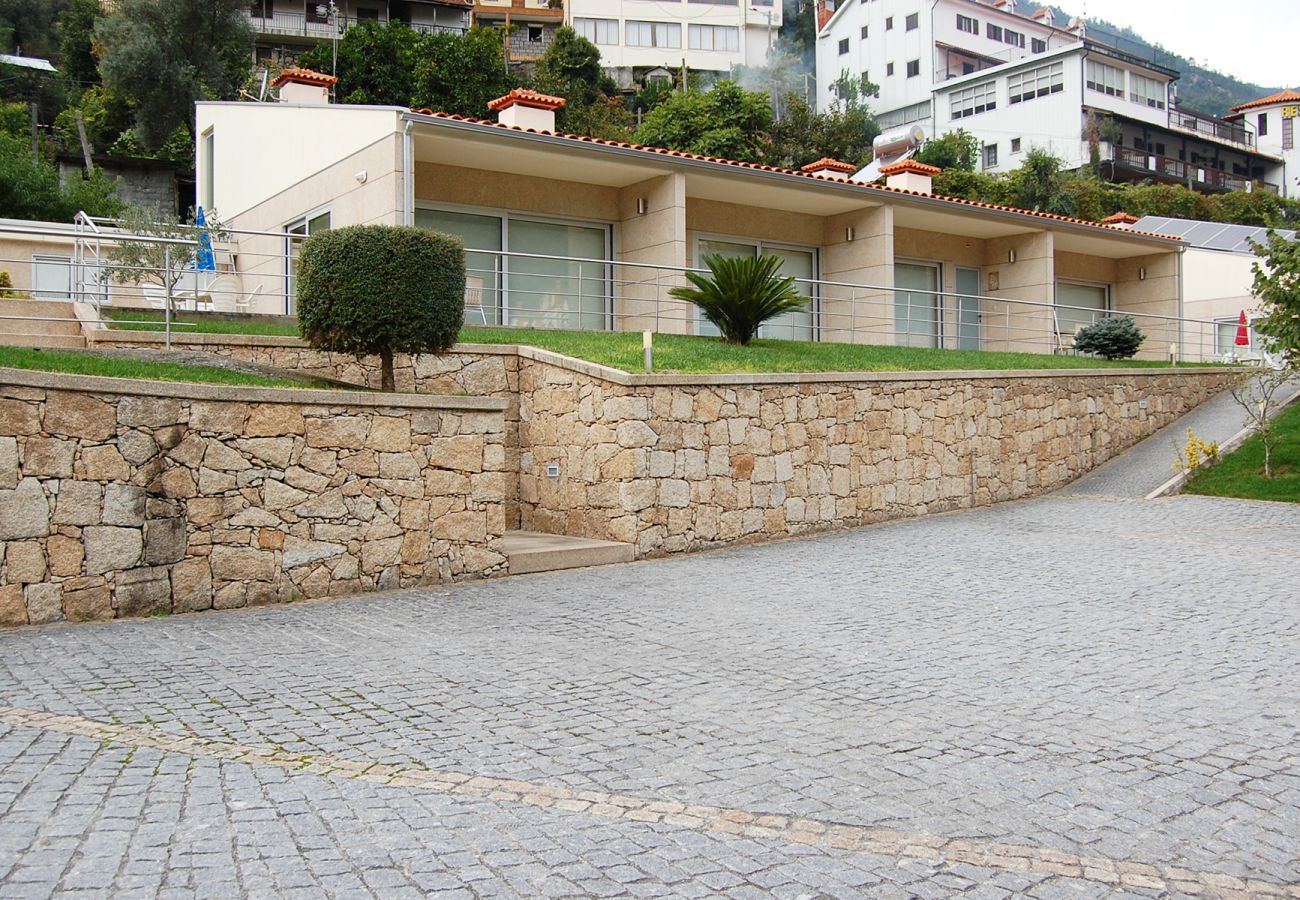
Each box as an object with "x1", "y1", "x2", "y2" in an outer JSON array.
[
  {"x1": 271, "y1": 66, "x2": 337, "y2": 89},
  {"x1": 487, "y1": 88, "x2": 567, "y2": 112},
  {"x1": 879, "y1": 159, "x2": 942, "y2": 177},
  {"x1": 1100, "y1": 211, "x2": 1140, "y2": 225},
  {"x1": 404, "y1": 108, "x2": 1182, "y2": 244},
  {"x1": 1230, "y1": 88, "x2": 1300, "y2": 113}
]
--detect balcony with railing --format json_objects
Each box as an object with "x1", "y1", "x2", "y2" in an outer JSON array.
[
  {"x1": 246, "y1": 10, "x2": 465, "y2": 40},
  {"x1": 1168, "y1": 107, "x2": 1255, "y2": 151},
  {"x1": 1112, "y1": 145, "x2": 1278, "y2": 194}
]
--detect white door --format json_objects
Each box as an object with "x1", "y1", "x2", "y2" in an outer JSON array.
[
  {"x1": 895, "y1": 262, "x2": 941, "y2": 348},
  {"x1": 32, "y1": 255, "x2": 73, "y2": 301},
  {"x1": 955, "y1": 267, "x2": 981, "y2": 350}
]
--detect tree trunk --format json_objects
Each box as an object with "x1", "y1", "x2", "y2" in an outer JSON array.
[{"x1": 380, "y1": 348, "x2": 395, "y2": 392}]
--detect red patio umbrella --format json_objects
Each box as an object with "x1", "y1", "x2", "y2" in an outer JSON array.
[{"x1": 1235, "y1": 309, "x2": 1250, "y2": 347}]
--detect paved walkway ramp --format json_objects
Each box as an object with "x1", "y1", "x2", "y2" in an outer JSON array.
[{"x1": 1061, "y1": 375, "x2": 1300, "y2": 498}]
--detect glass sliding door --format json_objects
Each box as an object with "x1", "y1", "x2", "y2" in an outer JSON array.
[
  {"x1": 894, "y1": 262, "x2": 941, "y2": 347},
  {"x1": 506, "y1": 218, "x2": 609, "y2": 330},
  {"x1": 1055, "y1": 281, "x2": 1108, "y2": 339},
  {"x1": 696, "y1": 238, "x2": 817, "y2": 341},
  {"x1": 416, "y1": 208, "x2": 503, "y2": 324},
  {"x1": 954, "y1": 266, "x2": 981, "y2": 350}
]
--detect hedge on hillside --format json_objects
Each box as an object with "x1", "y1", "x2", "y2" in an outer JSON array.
[{"x1": 296, "y1": 225, "x2": 465, "y2": 390}]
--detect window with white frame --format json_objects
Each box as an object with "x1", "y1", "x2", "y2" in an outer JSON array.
[
  {"x1": 950, "y1": 80, "x2": 996, "y2": 119},
  {"x1": 1086, "y1": 60, "x2": 1124, "y2": 97},
  {"x1": 1008, "y1": 62, "x2": 1063, "y2": 104},
  {"x1": 906, "y1": 59, "x2": 920, "y2": 77},
  {"x1": 1003, "y1": 28, "x2": 1024, "y2": 48},
  {"x1": 1215, "y1": 317, "x2": 1255, "y2": 355},
  {"x1": 982, "y1": 143, "x2": 998, "y2": 169},
  {"x1": 956, "y1": 14, "x2": 977, "y2": 33},
  {"x1": 689, "y1": 23, "x2": 739, "y2": 51},
  {"x1": 285, "y1": 209, "x2": 331, "y2": 315},
  {"x1": 574, "y1": 17, "x2": 617, "y2": 45},
  {"x1": 1284, "y1": 116, "x2": 1294, "y2": 150},
  {"x1": 1031, "y1": 37, "x2": 1046, "y2": 53},
  {"x1": 905, "y1": 12, "x2": 918, "y2": 30},
  {"x1": 626, "y1": 20, "x2": 680, "y2": 48},
  {"x1": 1129, "y1": 73, "x2": 1166, "y2": 109},
  {"x1": 986, "y1": 23, "x2": 1002, "y2": 41}
]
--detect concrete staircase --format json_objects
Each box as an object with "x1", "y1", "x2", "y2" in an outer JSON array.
[
  {"x1": 0, "y1": 300, "x2": 86, "y2": 349},
  {"x1": 501, "y1": 531, "x2": 636, "y2": 576}
]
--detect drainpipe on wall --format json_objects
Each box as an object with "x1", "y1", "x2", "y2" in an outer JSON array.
[
  {"x1": 1176, "y1": 245, "x2": 1185, "y2": 361},
  {"x1": 402, "y1": 119, "x2": 414, "y2": 226}
]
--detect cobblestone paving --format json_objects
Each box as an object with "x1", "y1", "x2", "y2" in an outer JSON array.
[{"x1": 2, "y1": 494, "x2": 1298, "y2": 898}]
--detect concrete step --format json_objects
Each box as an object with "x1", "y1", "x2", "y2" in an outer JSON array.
[
  {"x1": 502, "y1": 530, "x2": 636, "y2": 576},
  {"x1": 0, "y1": 333, "x2": 87, "y2": 350},
  {"x1": 0, "y1": 300, "x2": 83, "y2": 336}
]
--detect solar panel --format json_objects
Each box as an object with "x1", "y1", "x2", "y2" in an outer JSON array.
[{"x1": 1134, "y1": 216, "x2": 1297, "y2": 254}]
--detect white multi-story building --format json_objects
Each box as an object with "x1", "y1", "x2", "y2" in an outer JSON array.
[
  {"x1": 565, "y1": 0, "x2": 782, "y2": 88},
  {"x1": 815, "y1": 0, "x2": 1287, "y2": 196},
  {"x1": 1227, "y1": 90, "x2": 1300, "y2": 198}
]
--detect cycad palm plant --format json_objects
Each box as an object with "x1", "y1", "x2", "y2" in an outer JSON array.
[{"x1": 670, "y1": 254, "x2": 809, "y2": 345}]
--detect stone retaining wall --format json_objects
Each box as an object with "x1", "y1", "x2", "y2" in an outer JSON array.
[
  {"x1": 86, "y1": 329, "x2": 1238, "y2": 558},
  {"x1": 0, "y1": 370, "x2": 507, "y2": 627},
  {"x1": 512, "y1": 362, "x2": 1237, "y2": 556}
]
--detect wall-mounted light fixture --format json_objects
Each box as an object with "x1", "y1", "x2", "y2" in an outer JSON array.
[
  {"x1": 1007, "y1": 249, "x2": 1017, "y2": 263},
  {"x1": 1139, "y1": 266, "x2": 1147, "y2": 280},
  {"x1": 355, "y1": 170, "x2": 368, "y2": 184},
  {"x1": 845, "y1": 226, "x2": 856, "y2": 242},
  {"x1": 636, "y1": 197, "x2": 649, "y2": 215}
]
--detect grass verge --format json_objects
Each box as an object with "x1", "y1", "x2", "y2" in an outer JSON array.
[
  {"x1": 105, "y1": 311, "x2": 1200, "y2": 374},
  {"x1": 0, "y1": 347, "x2": 317, "y2": 389},
  {"x1": 104, "y1": 309, "x2": 299, "y2": 337},
  {"x1": 1183, "y1": 402, "x2": 1300, "y2": 503},
  {"x1": 459, "y1": 327, "x2": 1187, "y2": 374}
]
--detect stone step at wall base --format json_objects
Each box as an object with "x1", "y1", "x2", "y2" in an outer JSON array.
[
  {"x1": 0, "y1": 334, "x2": 88, "y2": 350},
  {"x1": 502, "y1": 531, "x2": 636, "y2": 576}
]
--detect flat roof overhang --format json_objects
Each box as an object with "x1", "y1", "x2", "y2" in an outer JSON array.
[{"x1": 404, "y1": 112, "x2": 1182, "y2": 258}]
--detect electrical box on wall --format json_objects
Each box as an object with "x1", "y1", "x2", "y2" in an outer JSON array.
[{"x1": 546, "y1": 462, "x2": 561, "y2": 478}]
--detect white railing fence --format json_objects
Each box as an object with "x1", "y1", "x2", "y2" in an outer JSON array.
[{"x1": 0, "y1": 219, "x2": 1260, "y2": 364}]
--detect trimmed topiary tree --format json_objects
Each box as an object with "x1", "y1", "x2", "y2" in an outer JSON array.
[
  {"x1": 669, "y1": 253, "x2": 809, "y2": 346},
  {"x1": 1072, "y1": 315, "x2": 1145, "y2": 360},
  {"x1": 297, "y1": 225, "x2": 465, "y2": 391}
]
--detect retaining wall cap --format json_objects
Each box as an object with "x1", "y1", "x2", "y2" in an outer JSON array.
[{"x1": 0, "y1": 367, "x2": 507, "y2": 410}]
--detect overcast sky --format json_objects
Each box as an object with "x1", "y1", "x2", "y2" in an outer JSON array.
[{"x1": 1055, "y1": 0, "x2": 1298, "y2": 88}]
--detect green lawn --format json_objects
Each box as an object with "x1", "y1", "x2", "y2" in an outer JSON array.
[
  {"x1": 458, "y1": 327, "x2": 1186, "y2": 374},
  {"x1": 104, "y1": 309, "x2": 299, "y2": 337},
  {"x1": 106, "y1": 311, "x2": 1193, "y2": 374},
  {"x1": 1184, "y1": 402, "x2": 1300, "y2": 503},
  {"x1": 0, "y1": 347, "x2": 320, "y2": 389}
]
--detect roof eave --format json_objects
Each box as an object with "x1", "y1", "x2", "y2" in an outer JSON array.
[{"x1": 400, "y1": 111, "x2": 1184, "y2": 250}]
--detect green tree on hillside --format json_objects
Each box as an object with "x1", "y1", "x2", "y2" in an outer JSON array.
[
  {"x1": 534, "y1": 26, "x2": 631, "y2": 139},
  {"x1": 95, "y1": 0, "x2": 253, "y2": 152},
  {"x1": 298, "y1": 19, "x2": 426, "y2": 107},
  {"x1": 633, "y1": 81, "x2": 773, "y2": 163},
  {"x1": 410, "y1": 27, "x2": 517, "y2": 119},
  {"x1": 1249, "y1": 230, "x2": 1300, "y2": 365},
  {"x1": 917, "y1": 130, "x2": 980, "y2": 172},
  {"x1": 57, "y1": 0, "x2": 103, "y2": 88}
]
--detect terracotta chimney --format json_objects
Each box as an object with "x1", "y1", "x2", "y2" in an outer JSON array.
[
  {"x1": 487, "y1": 88, "x2": 567, "y2": 132},
  {"x1": 1100, "y1": 211, "x2": 1140, "y2": 228},
  {"x1": 801, "y1": 157, "x2": 858, "y2": 178},
  {"x1": 879, "y1": 159, "x2": 941, "y2": 194},
  {"x1": 271, "y1": 67, "x2": 337, "y2": 105}
]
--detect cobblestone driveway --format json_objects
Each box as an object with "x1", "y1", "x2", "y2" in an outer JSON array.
[{"x1": 2, "y1": 494, "x2": 1298, "y2": 898}]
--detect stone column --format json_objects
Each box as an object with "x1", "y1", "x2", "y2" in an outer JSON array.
[
  {"x1": 820, "y1": 204, "x2": 893, "y2": 344},
  {"x1": 616, "y1": 173, "x2": 689, "y2": 334}
]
